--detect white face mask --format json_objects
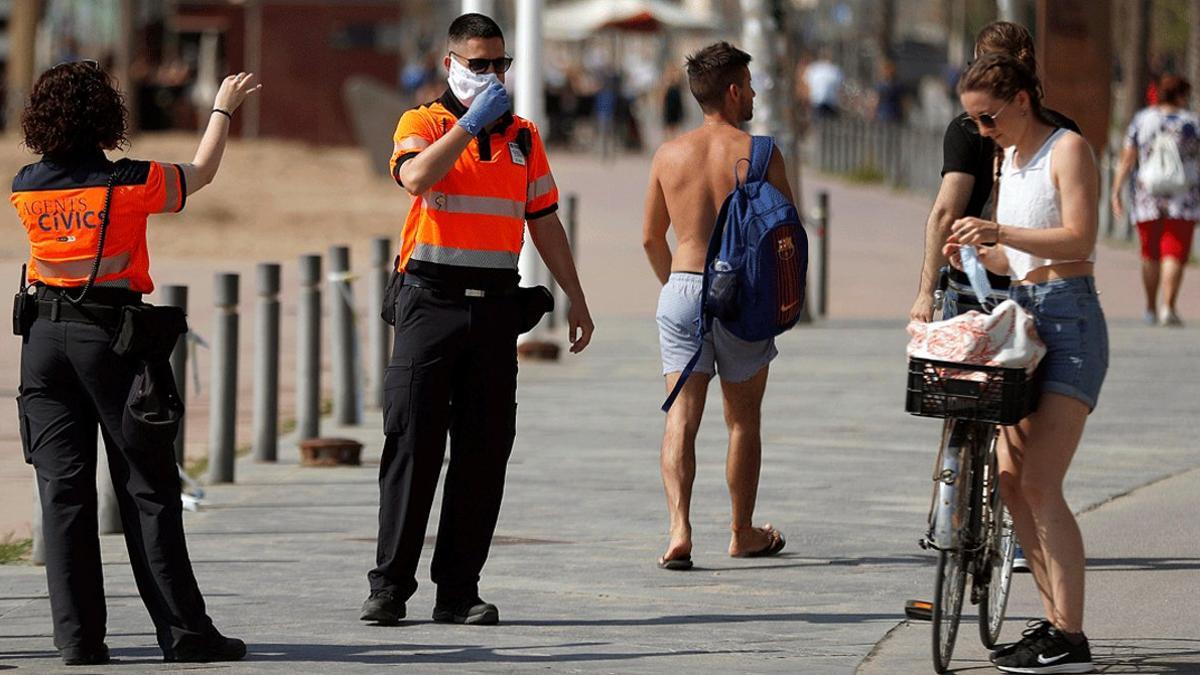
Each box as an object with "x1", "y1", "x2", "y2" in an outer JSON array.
[{"x1": 448, "y1": 57, "x2": 501, "y2": 107}]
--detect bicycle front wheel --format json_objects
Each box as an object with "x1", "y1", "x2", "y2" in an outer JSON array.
[
  {"x1": 932, "y1": 547, "x2": 967, "y2": 672},
  {"x1": 979, "y1": 503, "x2": 1016, "y2": 647}
]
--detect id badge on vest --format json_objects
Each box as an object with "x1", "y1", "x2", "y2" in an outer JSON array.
[{"x1": 508, "y1": 142, "x2": 526, "y2": 167}]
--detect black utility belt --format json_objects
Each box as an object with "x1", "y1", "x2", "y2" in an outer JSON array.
[
  {"x1": 34, "y1": 298, "x2": 123, "y2": 324},
  {"x1": 402, "y1": 275, "x2": 518, "y2": 299}
]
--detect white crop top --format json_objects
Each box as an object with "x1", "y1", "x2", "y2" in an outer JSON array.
[{"x1": 996, "y1": 127, "x2": 1096, "y2": 281}]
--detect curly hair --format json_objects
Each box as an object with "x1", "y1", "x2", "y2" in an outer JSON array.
[{"x1": 21, "y1": 61, "x2": 128, "y2": 157}]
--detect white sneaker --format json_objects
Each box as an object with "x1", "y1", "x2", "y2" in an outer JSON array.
[
  {"x1": 1013, "y1": 545, "x2": 1030, "y2": 573},
  {"x1": 1160, "y1": 310, "x2": 1184, "y2": 327},
  {"x1": 1144, "y1": 309, "x2": 1158, "y2": 325}
]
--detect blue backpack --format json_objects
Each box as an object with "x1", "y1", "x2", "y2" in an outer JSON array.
[{"x1": 662, "y1": 136, "x2": 808, "y2": 412}]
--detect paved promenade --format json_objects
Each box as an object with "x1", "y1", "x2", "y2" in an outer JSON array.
[{"x1": 2, "y1": 312, "x2": 1197, "y2": 673}]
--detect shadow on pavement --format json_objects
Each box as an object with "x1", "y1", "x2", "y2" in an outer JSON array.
[
  {"x1": 1086, "y1": 557, "x2": 1200, "y2": 572},
  {"x1": 504, "y1": 611, "x2": 899, "y2": 628},
  {"x1": 1094, "y1": 638, "x2": 1200, "y2": 674},
  {"x1": 242, "y1": 641, "x2": 751, "y2": 665},
  {"x1": 695, "y1": 553, "x2": 932, "y2": 572}
]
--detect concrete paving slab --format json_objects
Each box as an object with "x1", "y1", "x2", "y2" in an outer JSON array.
[{"x1": 2, "y1": 316, "x2": 1197, "y2": 673}]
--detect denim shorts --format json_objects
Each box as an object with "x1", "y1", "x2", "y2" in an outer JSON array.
[
  {"x1": 1009, "y1": 276, "x2": 1109, "y2": 412},
  {"x1": 656, "y1": 273, "x2": 777, "y2": 382}
]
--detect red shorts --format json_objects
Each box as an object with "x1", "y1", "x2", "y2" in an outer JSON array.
[{"x1": 1137, "y1": 218, "x2": 1196, "y2": 261}]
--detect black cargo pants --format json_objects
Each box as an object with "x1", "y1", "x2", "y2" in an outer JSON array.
[
  {"x1": 16, "y1": 314, "x2": 215, "y2": 655},
  {"x1": 368, "y1": 284, "x2": 519, "y2": 604}
]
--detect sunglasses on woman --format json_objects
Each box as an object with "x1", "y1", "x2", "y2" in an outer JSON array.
[
  {"x1": 449, "y1": 51, "x2": 513, "y2": 74},
  {"x1": 970, "y1": 98, "x2": 1012, "y2": 131}
]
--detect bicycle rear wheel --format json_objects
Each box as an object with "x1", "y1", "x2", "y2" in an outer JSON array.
[
  {"x1": 930, "y1": 421, "x2": 973, "y2": 673},
  {"x1": 979, "y1": 503, "x2": 1016, "y2": 648},
  {"x1": 932, "y1": 547, "x2": 967, "y2": 673}
]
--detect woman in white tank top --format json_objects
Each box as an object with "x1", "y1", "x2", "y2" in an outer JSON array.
[{"x1": 944, "y1": 53, "x2": 1108, "y2": 674}]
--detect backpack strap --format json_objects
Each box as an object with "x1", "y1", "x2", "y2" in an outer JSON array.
[
  {"x1": 661, "y1": 191, "x2": 736, "y2": 413},
  {"x1": 747, "y1": 135, "x2": 775, "y2": 184}
]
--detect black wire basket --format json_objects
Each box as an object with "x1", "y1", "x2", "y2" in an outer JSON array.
[{"x1": 905, "y1": 357, "x2": 1036, "y2": 425}]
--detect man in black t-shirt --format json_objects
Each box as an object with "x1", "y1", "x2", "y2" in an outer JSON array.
[{"x1": 909, "y1": 108, "x2": 1081, "y2": 321}]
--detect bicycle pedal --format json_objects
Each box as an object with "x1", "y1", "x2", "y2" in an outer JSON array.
[{"x1": 904, "y1": 599, "x2": 933, "y2": 621}]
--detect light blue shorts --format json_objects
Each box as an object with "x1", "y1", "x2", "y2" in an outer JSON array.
[
  {"x1": 1009, "y1": 276, "x2": 1109, "y2": 412},
  {"x1": 656, "y1": 272, "x2": 777, "y2": 383}
]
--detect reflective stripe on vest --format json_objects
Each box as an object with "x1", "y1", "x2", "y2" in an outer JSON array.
[
  {"x1": 423, "y1": 191, "x2": 525, "y2": 220},
  {"x1": 410, "y1": 242, "x2": 519, "y2": 269},
  {"x1": 33, "y1": 251, "x2": 131, "y2": 281},
  {"x1": 527, "y1": 174, "x2": 556, "y2": 203}
]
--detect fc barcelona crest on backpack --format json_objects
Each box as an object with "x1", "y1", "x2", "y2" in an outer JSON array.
[{"x1": 663, "y1": 136, "x2": 808, "y2": 412}]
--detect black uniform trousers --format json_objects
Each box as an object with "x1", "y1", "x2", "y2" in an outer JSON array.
[
  {"x1": 368, "y1": 284, "x2": 519, "y2": 603},
  {"x1": 17, "y1": 314, "x2": 214, "y2": 655}
]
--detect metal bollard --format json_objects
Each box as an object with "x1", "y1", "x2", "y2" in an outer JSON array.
[
  {"x1": 816, "y1": 190, "x2": 830, "y2": 318},
  {"x1": 31, "y1": 476, "x2": 44, "y2": 565},
  {"x1": 328, "y1": 245, "x2": 360, "y2": 426},
  {"x1": 368, "y1": 238, "x2": 393, "y2": 410},
  {"x1": 162, "y1": 285, "x2": 188, "y2": 466},
  {"x1": 208, "y1": 273, "x2": 239, "y2": 484},
  {"x1": 96, "y1": 443, "x2": 121, "y2": 534},
  {"x1": 297, "y1": 255, "x2": 322, "y2": 441},
  {"x1": 252, "y1": 263, "x2": 281, "y2": 462}
]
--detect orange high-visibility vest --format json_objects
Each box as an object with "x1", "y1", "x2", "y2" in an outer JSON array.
[
  {"x1": 11, "y1": 153, "x2": 185, "y2": 293},
  {"x1": 389, "y1": 90, "x2": 558, "y2": 277}
]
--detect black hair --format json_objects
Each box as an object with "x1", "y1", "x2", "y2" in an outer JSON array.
[{"x1": 449, "y1": 13, "x2": 504, "y2": 45}]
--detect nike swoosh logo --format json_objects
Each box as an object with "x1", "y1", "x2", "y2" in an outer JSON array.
[
  {"x1": 782, "y1": 300, "x2": 799, "y2": 312},
  {"x1": 1038, "y1": 652, "x2": 1070, "y2": 665}
]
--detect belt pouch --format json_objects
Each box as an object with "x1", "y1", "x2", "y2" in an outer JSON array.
[
  {"x1": 515, "y1": 285, "x2": 554, "y2": 334},
  {"x1": 123, "y1": 359, "x2": 184, "y2": 451},
  {"x1": 12, "y1": 289, "x2": 35, "y2": 337},
  {"x1": 381, "y1": 257, "x2": 403, "y2": 326},
  {"x1": 111, "y1": 304, "x2": 188, "y2": 361}
]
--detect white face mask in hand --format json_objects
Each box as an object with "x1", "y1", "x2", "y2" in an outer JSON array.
[{"x1": 448, "y1": 58, "x2": 501, "y2": 107}]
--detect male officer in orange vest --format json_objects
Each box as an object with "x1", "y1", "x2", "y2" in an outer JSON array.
[{"x1": 361, "y1": 13, "x2": 594, "y2": 626}]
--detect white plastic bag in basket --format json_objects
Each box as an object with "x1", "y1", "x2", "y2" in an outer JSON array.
[{"x1": 906, "y1": 299, "x2": 1046, "y2": 373}]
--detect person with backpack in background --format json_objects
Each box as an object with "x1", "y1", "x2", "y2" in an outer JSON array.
[
  {"x1": 641, "y1": 42, "x2": 803, "y2": 570},
  {"x1": 1111, "y1": 74, "x2": 1199, "y2": 327}
]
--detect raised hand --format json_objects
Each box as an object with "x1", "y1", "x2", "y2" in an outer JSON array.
[
  {"x1": 213, "y1": 72, "x2": 262, "y2": 114},
  {"x1": 457, "y1": 83, "x2": 510, "y2": 136}
]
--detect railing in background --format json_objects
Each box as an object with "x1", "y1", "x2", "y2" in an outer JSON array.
[{"x1": 814, "y1": 117, "x2": 944, "y2": 196}]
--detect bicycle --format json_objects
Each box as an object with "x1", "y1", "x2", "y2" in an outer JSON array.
[{"x1": 906, "y1": 270, "x2": 1035, "y2": 673}]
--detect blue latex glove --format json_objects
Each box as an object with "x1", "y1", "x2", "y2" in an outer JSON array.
[
  {"x1": 960, "y1": 245, "x2": 994, "y2": 309},
  {"x1": 457, "y1": 83, "x2": 510, "y2": 136}
]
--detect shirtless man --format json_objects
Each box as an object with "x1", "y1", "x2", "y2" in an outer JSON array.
[{"x1": 642, "y1": 42, "x2": 796, "y2": 569}]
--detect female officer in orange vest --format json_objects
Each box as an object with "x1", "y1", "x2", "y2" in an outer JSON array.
[{"x1": 10, "y1": 61, "x2": 259, "y2": 666}]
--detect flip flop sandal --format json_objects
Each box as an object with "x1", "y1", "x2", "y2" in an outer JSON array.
[
  {"x1": 736, "y1": 531, "x2": 787, "y2": 558},
  {"x1": 658, "y1": 556, "x2": 694, "y2": 571}
]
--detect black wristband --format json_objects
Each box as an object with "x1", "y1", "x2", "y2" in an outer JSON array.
[{"x1": 212, "y1": 108, "x2": 233, "y2": 120}]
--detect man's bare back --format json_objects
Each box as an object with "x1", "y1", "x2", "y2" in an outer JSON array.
[{"x1": 643, "y1": 124, "x2": 795, "y2": 280}]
